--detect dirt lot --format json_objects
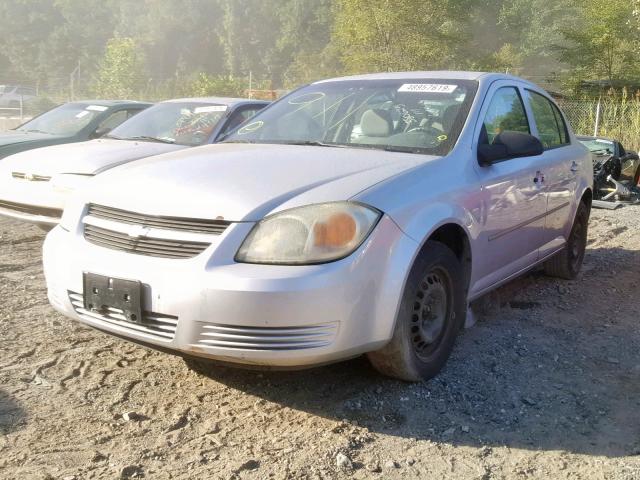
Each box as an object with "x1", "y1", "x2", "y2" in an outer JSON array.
[{"x1": 1, "y1": 207, "x2": 639, "y2": 480}]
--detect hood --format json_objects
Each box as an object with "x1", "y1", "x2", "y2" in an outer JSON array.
[
  {"x1": 0, "y1": 130, "x2": 64, "y2": 147},
  {"x1": 86, "y1": 143, "x2": 435, "y2": 221},
  {"x1": 0, "y1": 139, "x2": 186, "y2": 176}
]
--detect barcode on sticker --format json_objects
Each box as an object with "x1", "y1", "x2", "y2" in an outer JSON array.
[
  {"x1": 398, "y1": 84, "x2": 457, "y2": 93},
  {"x1": 194, "y1": 105, "x2": 228, "y2": 113}
]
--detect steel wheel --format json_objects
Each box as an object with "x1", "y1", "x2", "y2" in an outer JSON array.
[{"x1": 410, "y1": 269, "x2": 451, "y2": 360}]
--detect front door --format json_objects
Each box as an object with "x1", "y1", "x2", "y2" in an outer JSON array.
[{"x1": 470, "y1": 83, "x2": 547, "y2": 296}]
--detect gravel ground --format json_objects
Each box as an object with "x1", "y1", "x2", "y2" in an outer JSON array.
[{"x1": 1, "y1": 206, "x2": 639, "y2": 480}]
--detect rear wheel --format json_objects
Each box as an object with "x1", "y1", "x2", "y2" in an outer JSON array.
[
  {"x1": 543, "y1": 201, "x2": 590, "y2": 279},
  {"x1": 367, "y1": 241, "x2": 466, "y2": 381}
]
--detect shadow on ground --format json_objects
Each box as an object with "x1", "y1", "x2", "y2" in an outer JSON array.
[
  {"x1": 0, "y1": 389, "x2": 27, "y2": 435},
  {"x1": 191, "y1": 247, "x2": 640, "y2": 458}
]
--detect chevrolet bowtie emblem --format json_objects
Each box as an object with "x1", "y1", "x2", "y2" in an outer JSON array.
[{"x1": 127, "y1": 225, "x2": 150, "y2": 238}]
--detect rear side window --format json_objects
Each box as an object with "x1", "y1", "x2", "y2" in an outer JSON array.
[
  {"x1": 526, "y1": 90, "x2": 569, "y2": 148},
  {"x1": 481, "y1": 87, "x2": 529, "y2": 145}
]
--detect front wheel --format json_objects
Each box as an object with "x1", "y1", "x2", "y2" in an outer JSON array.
[
  {"x1": 367, "y1": 241, "x2": 466, "y2": 381},
  {"x1": 543, "y1": 201, "x2": 590, "y2": 279}
]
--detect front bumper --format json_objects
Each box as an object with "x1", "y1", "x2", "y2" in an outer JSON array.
[{"x1": 43, "y1": 216, "x2": 419, "y2": 368}]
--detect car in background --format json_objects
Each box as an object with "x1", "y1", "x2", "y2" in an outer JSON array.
[
  {"x1": 43, "y1": 72, "x2": 592, "y2": 382},
  {"x1": 0, "y1": 97, "x2": 268, "y2": 227},
  {"x1": 577, "y1": 136, "x2": 640, "y2": 187},
  {"x1": 0, "y1": 100, "x2": 151, "y2": 160},
  {"x1": 0, "y1": 85, "x2": 37, "y2": 108}
]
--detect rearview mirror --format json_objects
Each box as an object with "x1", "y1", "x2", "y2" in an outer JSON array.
[
  {"x1": 91, "y1": 126, "x2": 112, "y2": 139},
  {"x1": 478, "y1": 131, "x2": 544, "y2": 166}
]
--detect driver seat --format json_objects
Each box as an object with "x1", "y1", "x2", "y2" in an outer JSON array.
[{"x1": 356, "y1": 109, "x2": 393, "y2": 145}]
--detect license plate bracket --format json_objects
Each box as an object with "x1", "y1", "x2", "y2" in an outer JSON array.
[{"x1": 83, "y1": 273, "x2": 143, "y2": 324}]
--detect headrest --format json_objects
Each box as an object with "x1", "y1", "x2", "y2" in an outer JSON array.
[
  {"x1": 442, "y1": 104, "x2": 461, "y2": 132},
  {"x1": 361, "y1": 109, "x2": 393, "y2": 137}
]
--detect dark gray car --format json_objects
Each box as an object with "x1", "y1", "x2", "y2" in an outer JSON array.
[{"x1": 0, "y1": 100, "x2": 152, "y2": 160}]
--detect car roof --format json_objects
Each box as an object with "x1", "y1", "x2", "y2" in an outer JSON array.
[
  {"x1": 160, "y1": 97, "x2": 270, "y2": 107},
  {"x1": 314, "y1": 71, "x2": 541, "y2": 89},
  {"x1": 70, "y1": 100, "x2": 153, "y2": 108}
]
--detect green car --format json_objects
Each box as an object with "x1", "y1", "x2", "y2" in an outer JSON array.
[{"x1": 0, "y1": 100, "x2": 152, "y2": 160}]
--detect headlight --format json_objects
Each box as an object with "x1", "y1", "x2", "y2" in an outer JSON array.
[
  {"x1": 50, "y1": 173, "x2": 94, "y2": 194},
  {"x1": 236, "y1": 202, "x2": 381, "y2": 265}
]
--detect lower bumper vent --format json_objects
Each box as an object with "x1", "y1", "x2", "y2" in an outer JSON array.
[
  {"x1": 194, "y1": 323, "x2": 338, "y2": 351},
  {"x1": 68, "y1": 291, "x2": 178, "y2": 341}
]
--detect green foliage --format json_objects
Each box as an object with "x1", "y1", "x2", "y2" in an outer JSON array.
[
  {"x1": 556, "y1": 0, "x2": 640, "y2": 83},
  {"x1": 0, "y1": 0, "x2": 638, "y2": 100},
  {"x1": 92, "y1": 38, "x2": 146, "y2": 99},
  {"x1": 332, "y1": 0, "x2": 471, "y2": 73},
  {"x1": 186, "y1": 73, "x2": 248, "y2": 98}
]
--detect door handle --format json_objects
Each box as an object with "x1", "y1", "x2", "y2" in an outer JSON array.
[
  {"x1": 570, "y1": 161, "x2": 579, "y2": 173},
  {"x1": 533, "y1": 171, "x2": 545, "y2": 184}
]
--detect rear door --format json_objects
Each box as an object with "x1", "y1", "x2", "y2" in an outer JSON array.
[
  {"x1": 523, "y1": 90, "x2": 577, "y2": 256},
  {"x1": 471, "y1": 82, "x2": 548, "y2": 294}
]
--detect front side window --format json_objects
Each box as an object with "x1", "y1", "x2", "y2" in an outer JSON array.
[
  {"x1": 108, "y1": 102, "x2": 228, "y2": 146},
  {"x1": 223, "y1": 79, "x2": 478, "y2": 155},
  {"x1": 220, "y1": 106, "x2": 265, "y2": 136},
  {"x1": 481, "y1": 87, "x2": 530, "y2": 145},
  {"x1": 16, "y1": 103, "x2": 105, "y2": 136},
  {"x1": 526, "y1": 91, "x2": 569, "y2": 149}
]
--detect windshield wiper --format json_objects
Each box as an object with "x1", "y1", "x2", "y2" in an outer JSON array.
[
  {"x1": 382, "y1": 145, "x2": 428, "y2": 154},
  {"x1": 125, "y1": 135, "x2": 175, "y2": 144},
  {"x1": 220, "y1": 139, "x2": 257, "y2": 144},
  {"x1": 23, "y1": 129, "x2": 52, "y2": 135},
  {"x1": 280, "y1": 140, "x2": 348, "y2": 148}
]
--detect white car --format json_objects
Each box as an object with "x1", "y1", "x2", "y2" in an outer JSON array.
[
  {"x1": 43, "y1": 72, "x2": 593, "y2": 381},
  {"x1": 0, "y1": 97, "x2": 268, "y2": 227}
]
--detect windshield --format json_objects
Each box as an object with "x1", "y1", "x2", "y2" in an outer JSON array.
[
  {"x1": 109, "y1": 102, "x2": 228, "y2": 146},
  {"x1": 224, "y1": 79, "x2": 478, "y2": 155},
  {"x1": 579, "y1": 138, "x2": 615, "y2": 155},
  {"x1": 17, "y1": 103, "x2": 106, "y2": 135}
]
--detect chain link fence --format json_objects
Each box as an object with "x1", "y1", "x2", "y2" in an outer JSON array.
[{"x1": 558, "y1": 99, "x2": 640, "y2": 151}]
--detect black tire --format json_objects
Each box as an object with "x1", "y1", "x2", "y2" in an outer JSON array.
[
  {"x1": 634, "y1": 166, "x2": 640, "y2": 187},
  {"x1": 367, "y1": 241, "x2": 466, "y2": 382},
  {"x1": 543, "y1": 201, "x2": 590, "y2": 280}
]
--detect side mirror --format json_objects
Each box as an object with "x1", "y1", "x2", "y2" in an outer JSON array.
[
  {"x1": 478, "y1": 131, "x2": 544, "y2": 166},
  {"x1": 622, "y1": 151, "x2": 639, "y2": 161},
  {"x1": 91, "y1": 126, "x2": 111, "y2": 139}
]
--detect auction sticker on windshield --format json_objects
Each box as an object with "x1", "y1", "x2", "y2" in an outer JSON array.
[
  {"x1": 86, "y1": 105, "x2": 109, "y2": 112},
  {"x1": 194, "y1": 105, "x2": 228, "y2": 113},
  {"x1": 398, "y1": 84, "x2": 457, "y2": 93}
]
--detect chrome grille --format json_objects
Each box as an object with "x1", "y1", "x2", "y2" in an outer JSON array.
[
  {"x1": 194, "y1": 323, "x2": 338, "y2": 351},
  {"x1": 84, "y1": 224, "x2": 210, "y2": 259},
  {"x1": 0, "y1": 200, "x2": 62, "y2": 219},
  {"x1": 68, "y1": 291, "x2": 178, "y2": 341},
  {"x1": 12, "y1": 172, "x2": 51, "y2": 181},
  {"x1": 87, "y1": 204, "x2": 230, "y2": 235}
]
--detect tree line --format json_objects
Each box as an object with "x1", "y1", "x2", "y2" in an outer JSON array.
[{"x1": 0, "y1": 0, "x2": 638, "y2": 99}]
